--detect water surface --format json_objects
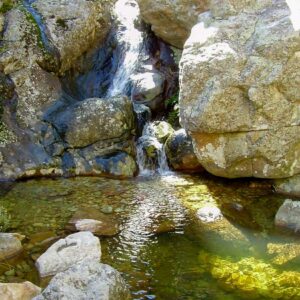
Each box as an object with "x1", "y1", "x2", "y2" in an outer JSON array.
[{"x1": 0, "y1": 174, "x2": 299, "y2": 299}]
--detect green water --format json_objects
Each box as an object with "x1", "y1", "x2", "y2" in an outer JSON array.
[{"x1": 0, "y1": 174, "x2": 299, "y2": 299}]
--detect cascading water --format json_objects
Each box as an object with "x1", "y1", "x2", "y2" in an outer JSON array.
[
  {"x1": 106, "y1": 0, "x2": 144, "y2": 97},
  {"x1": 136, "y1": 122, "x2": 170, "y2": 176},
  {"x1": 106, "y1": 0, "x2": 171, "y2": 175}
]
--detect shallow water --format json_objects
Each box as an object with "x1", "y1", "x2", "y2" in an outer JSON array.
[{"x1": 0, "y1": 174, "x2": 299, "y2": 299}]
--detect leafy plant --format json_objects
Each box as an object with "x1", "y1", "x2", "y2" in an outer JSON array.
[
  {"x1": 0, "y1": 206, "x2": 11, "y2": 232},
  {"x1": 165, "y1": 92, "x2": 179, "y2": 128}
]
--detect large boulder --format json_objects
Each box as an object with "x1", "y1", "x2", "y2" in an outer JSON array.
[
  {"x1": 137, "y1": 0, "x2": 209, "y2": 48},
  {"x1": 0, "y1": 0, "x2": 114, "y2": 180},
  {"x1": 165, "y1": 129, "x2": 203, "y2": 172},
  {"x1": 36, "y1": 232, "x2": 101, "y2": 277},
  {"x1": 34, "y1": 261, "x2": 130, "y2": 300},
  {"x1": 51, "y1": 96, "x2": 135, "y2": 148},
  {"x1": 33, "y1": 0, "x2": 114, "y2": 74},
  {"x1": 0, "y1": 233, "x2": 23, "y2": 261},
  {"x1": 0, "y1": 282, "x2": 41, "y2": 300},
  {"x1": 180, "y1": 0, "x2": 300, "y2": 179}
]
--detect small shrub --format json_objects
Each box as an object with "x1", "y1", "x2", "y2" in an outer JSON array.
[{"x1": 0, "y1": 206, "x2": 11, "y2": 232}]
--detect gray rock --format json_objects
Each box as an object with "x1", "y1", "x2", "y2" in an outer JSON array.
[
  {"x1": 274, "y1": 175, "x2": 300, "y2": 198},
  {"x1": 52, "y1": 97, "x2": 135, "y2": 149},
  {"x1": 34, "y1": 261, "x2": 131, "y2": 300},
  {"x1": 275, "y1": 199, "x2": 300, "y2": 234},
  {"x1": 132, "y1": 72, "x2": 164, "y2": 109},
  {"x1": 36, "y1": 232, "x2": 101, "y2": 277},
  {"x1": 137, "y1": 0, "x2": 209, "y2": 48},
  {"x1": 0, "y1": 233, "x2": 24, "y2": 262},
  {"x1": 166, "y1": 129, "x2": 203, "y2": 172},
  {"x1": 179, "y1": 0, "x2": 300, "y2": 179}
]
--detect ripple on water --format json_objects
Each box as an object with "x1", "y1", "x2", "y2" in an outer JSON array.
[{"x1": 0, "y1": 174, "x2": 299, "y2": 299}]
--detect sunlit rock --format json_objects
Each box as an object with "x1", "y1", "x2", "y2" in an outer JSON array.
[
  {"x1": 180, "y1": 0, "x2": 300, "y2": 179},
  {"x1": 36, "y1": 232, "x2": 101, "y2": 277},
  {"x1": 137, "y1": 0, "x2": 209, "y2": 48},
  {"x1": 34, "y1": 261, "x2": 130, "y2": 300},
  {"x1": 0, "y1": 282, "x2": 41, "y2": 300}
]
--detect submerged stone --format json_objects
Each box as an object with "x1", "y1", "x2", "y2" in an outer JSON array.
[
  {"x1": 0, "y1": 281, "x2": 41, "y2": 300},
  {"x1": 275, "y1": 199, "x2": 300, "y2": 234},
  {"x1": 67, "y1": 208, "x2": 119, "y2": 236},
  {"x1": 0, "y1": 233, "x2": 23, "y2": 262}
]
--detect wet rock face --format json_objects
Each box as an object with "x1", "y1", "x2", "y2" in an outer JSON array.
[
  {"x1": 34, "y1": 261, "x2": 130, "y2": 300},
  {"x1": 137, "y1": 0, "x2": 209, "y2": 48},
  {"x1": 165, "y1": 129, "x2": 203, "y2": 172},
  {"x1": 180, "y1": 0, "x2": 300, "y2": 179}
]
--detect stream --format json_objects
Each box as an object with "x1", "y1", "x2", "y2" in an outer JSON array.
[{"x1": 0, "y1": 174, "x2": 299, "y2": 299}]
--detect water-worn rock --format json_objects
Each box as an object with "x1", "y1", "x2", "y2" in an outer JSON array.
[
  {"x1": 166, "y1": 129, "x2": 203, "y2": 172},
  {"x1": 51, "y1": 96, "x2": 135, "y2": 149},
  {"x1": 0, "y1": 233, "x2": 24, "y2": 261},
  {"x1": 137, "y1": 0, "x2": 209, "y2": 48},
  {"x1": 0, "y1": 282, "x2": 41, "y2": 300},
  {"x1": 132, "y1": 71, "x2": 164, "y2": 110},
  {"x1": 0, "y1": 0, "x2": 114, "y2": 180},
  {"x1": 36, "y1": 232, "x2": 101, "y2": 277},
  {"x1": 275, "y1": 199, "x2": 300, "y2": 234},
  {"x1": 34, "y1": 261, "x2": 130, "y2": 300},
  {"x1": 180, "y1": 0, "x2": 300, "y2": 180},
  {"x1": 274, "y1": 175, "x2": 300, "y2": 198},
  {"x1": 144, "y1": 121, "x2": 174, "y2": 143},
  {"x1": 33, "y1": 0, "x2": 114, "y2": 74},
  {"x1": 66, "y1": 208, "x2": 120, "y2": 236}
]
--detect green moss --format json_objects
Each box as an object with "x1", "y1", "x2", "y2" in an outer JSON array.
[
  {"x1": 0, "y1": 206, "x2": 11, "y2": 232},
  {"x1": 56, "y1": 18, "x2": 68, "y2": 29}
]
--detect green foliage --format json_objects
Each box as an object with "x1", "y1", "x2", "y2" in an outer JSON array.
[
  {"x1": 0, "y1": 206, "x2": 11, "y2": 232},
  {"x1": 165, "y1": 93, "x2": 179, "y2": 128},
  {"x1": 0, "y1": 0, "x2": 14, "y2": 14}
]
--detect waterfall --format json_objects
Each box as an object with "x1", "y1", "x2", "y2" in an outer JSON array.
[
  {"x1": 136, "y1": 122, "x2": 170, "y2": 176},
  {"x1": 106, "y1": 0, "x2": 144, "y2": 97}
]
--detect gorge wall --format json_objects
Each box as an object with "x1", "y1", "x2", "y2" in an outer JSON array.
[
  {"x1": 138, "y1": 0, "x2": 300, "y2": 195},
  {"x1": 0, "y1": 0, "x2": 177, "y2": 180}
]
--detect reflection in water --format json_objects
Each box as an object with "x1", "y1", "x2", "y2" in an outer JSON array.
[{"x1": 0, "y1": 174, "x2": 299, "y2": 299}]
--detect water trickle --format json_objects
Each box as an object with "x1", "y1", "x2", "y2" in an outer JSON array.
[
  {"x1": 136, "y1": 122, "x2": 171, "y2": 176},
  {"x1": 106, "y1": 0, "x2": 145, "y2": 98}
]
